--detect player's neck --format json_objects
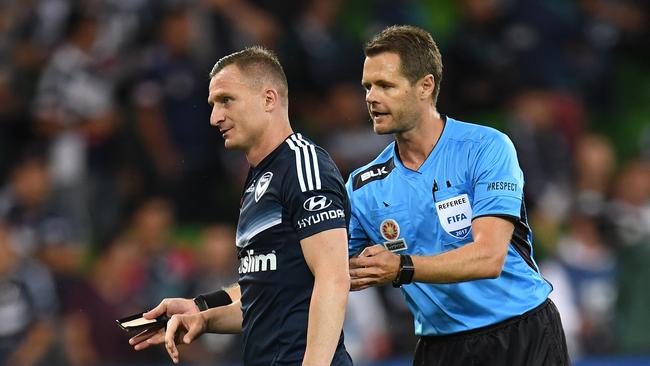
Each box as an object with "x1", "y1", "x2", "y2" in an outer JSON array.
[
  {"x1": 395, "y1": 109, "x2": 443, "y2": 171},
  {"x1": 245, "y1": 118, "x2": 293, "y2": 167}
]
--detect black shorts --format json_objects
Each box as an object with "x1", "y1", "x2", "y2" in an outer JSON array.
[{"x1": 413, "y1": 299, "x2": 570, "y2": 366}]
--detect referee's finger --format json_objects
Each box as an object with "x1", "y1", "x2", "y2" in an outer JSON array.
[
  {"x1": 350, "y1": 255, "x2": 374, "y2": 269},
  {"x1": 349, "y1": 267, "x2": 371, "y2": 279},
  {"x1": 360, "y1": 244, "x2": 384, "y2": 257},
  {"x1": 351, "y1": 277, "x2": 373, "y2": 291}
]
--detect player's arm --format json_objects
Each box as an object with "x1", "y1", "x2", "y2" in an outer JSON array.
[
  {"x1": 130, "y1": 284, "x2": 241, "y2": 350},
  {"x1": 301, "y1": 228, "x2": 350, "y2": 366},
  {"x1": 163, "y1": 292, "x2": 243, "y2": 364},
  {"x1": 350, "y1": 216, "x2": 513, "y2": 289}
]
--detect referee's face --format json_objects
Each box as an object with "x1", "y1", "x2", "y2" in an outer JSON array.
[
  {"x1": 208, "y1": 65, "x2": 268, "y2": 151},
  {"x1": 362, "y1": 52, "x2": 420, "y2": 135}
]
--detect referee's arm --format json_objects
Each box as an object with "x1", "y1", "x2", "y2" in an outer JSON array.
[
  {"x1": 350, "y1": 216, "x2": 513, "y2": 289},
  {"x1": 301, "y1": 227, "x2": 350, "y2": 365}
]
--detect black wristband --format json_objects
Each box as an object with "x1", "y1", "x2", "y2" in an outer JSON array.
[
  {"x1": 195, "y1": 289, "x2": 232, "y2": 310},
  {"x1": 392, "y1": 254, "x2": 415, "y2": 288}
]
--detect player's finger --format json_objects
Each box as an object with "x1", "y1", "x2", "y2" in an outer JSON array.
[
  {"x1": 130, "y1": 328, "x2": 162, "y2": 348},
  {"x1": 183, "y1": 321, "x2": 202, "y2": 344},
  {"x1": 143, "y1": 300, "x2": 167, "y2": 319},
  {"x1": 165, "y1": 316, "x2": 181, "y2": 364},
  {"x1": 138, "y1": 331, "x2": 165, "y2": 350}
]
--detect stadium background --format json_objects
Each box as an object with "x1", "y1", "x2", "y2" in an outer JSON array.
[{"x1": 0, "y1": 0, "x2": 649, "y2": 365}]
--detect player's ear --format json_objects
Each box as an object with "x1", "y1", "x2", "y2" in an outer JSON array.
[
  {"x1": 419, "y1": 74, "x2": 435, "y2": 101},
  {"x1": 263, "y1": 87, "x2": 279, "y2": 112}
]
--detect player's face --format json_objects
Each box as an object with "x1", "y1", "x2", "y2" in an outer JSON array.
[
  {"x1": 208, "y1": 65, "x2": 267, "y2": 151},
  {"x1": 362, "y1": 52, "x2": 421, "y2": 135}
]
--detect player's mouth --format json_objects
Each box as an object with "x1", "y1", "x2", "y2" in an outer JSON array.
[{"x1": 220, "y1": 127, "x2": 232, "y2": 138}]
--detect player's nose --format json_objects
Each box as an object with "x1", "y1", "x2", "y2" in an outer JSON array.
[{"x1": 210, "y1": 106, "x2": 225, "y2": 127}]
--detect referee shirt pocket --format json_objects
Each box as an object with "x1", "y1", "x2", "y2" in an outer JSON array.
[{"x1": 370, "y1": 203, "x2": 412, "y2": 248}]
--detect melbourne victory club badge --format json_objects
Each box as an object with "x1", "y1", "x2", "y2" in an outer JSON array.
[{"x1": 380, "y1": 219, "x2": 408, "y2": 252}]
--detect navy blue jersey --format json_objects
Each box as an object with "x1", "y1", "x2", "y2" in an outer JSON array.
[
  {"x1": 236, "y1": 133, "x2": 352, "y2": 366},
  {"x1": 347, "y1": 117, "x2": 552, "y2": 336}
]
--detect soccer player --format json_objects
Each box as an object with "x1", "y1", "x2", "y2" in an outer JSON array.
[
  {"x1": 129, "y1": 46, "x2": 352, "y2": 366},
  {"x1": 346, "y1": 25, "x2": 570, "y2": 365}
]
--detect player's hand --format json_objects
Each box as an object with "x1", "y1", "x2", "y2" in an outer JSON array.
[
  {"x1": 129, "y1": 298, "x2": 199, "y2": 351},
  {"x1": 164, "y1": 313, "x2": 206, "y2": 364},
  {"x1": 349, "y1": 244, "x2": 400, "y2": 291}
]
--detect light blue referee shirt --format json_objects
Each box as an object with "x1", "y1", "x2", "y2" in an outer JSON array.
[{"x1": 346, "y1": 116, "x2": 552, "y2": 336}]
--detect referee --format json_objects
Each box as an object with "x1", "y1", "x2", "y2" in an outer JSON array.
[
  {"x1": 129, "y1": 47, "x2": 352, "y2": 366},
  {"x1": 347, "y1": 26, "x2": 570, "y2": 365}
]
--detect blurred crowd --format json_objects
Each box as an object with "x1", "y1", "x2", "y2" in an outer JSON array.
[{"x1": 0, "y1": 0, "x2": 649, "y2": 365}]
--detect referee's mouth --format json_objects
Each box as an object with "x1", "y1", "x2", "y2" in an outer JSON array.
[{"x1": 371, "y1": 111, "x2": 390, "y2": 120}]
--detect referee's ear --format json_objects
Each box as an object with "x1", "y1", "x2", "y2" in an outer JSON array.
[
  {"x1": 263, "y1": 87, "x2": 280, "y2": 112},
  {"x1": 418, "y1": 74, "x2": 435, "y2": 101}
]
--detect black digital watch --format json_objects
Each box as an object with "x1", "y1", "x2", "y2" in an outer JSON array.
[{"x1": 392, "y1": 254, "x2": 415, "y2": 288}]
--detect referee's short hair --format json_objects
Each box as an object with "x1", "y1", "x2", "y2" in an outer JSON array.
[
  {"x1": 210, "y1": 46, "x2": 289, "y2": 106},
  {"x1": 364, "y1": 25, "x2": 443, "y2": 105}
]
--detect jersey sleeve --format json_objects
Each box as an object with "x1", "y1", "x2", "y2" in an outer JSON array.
[
  {"x1": 471, "y1": 132, "x2": 524, "y2": 219},
  {"x1": 345, "y1": 177, "x2": 370, "y2": 257},
  {"x1": 284, "y1": 148, "x2": 349, "y2": 241}
]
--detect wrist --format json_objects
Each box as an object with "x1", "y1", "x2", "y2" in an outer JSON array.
[
  {"x1": 193, "y1": 295, "x2": 209, "y2": 312},
  {"x1": 392, "y1": 254, "x2": 415, "y2": 288},
  {"x1": 194, "y1": 290, "x2": 233, "y2": 312}
]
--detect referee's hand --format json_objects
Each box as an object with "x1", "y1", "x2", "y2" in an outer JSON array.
[
  {"x1": 349, "y1": 244, "x2": 400, "y2": 291},
  {"x1": 129, "y1": 298, "x2": 199, "y2": 351}
]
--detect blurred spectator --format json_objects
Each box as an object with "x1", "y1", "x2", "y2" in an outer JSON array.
[
  {"x1": 131, "y1": 6, "x2": 229, "y2": 223},
  {"x1": 574, "y1": 134, "x2": 616, "y2": 211},
  {"x1": 33, "y1": 9, "x2": 122, "y2": 243},
  {"x1": 0, "y1": 152, "x2": 78, "y2": 257},
  {"x1": 441, "y1": 0, "x2": 519, "y2": 113},
  {"x1": 61, "y1": 240, "x2": 167, "y2": 365},
  {"x1": 189, "y1": 224, "x2": 242, "y2": 364},
  {"x1": 117, "y1": 197, "x2": 194, "y2": 310},
  {"x1": 607, "y1": 161, "x2": 650, "y2": 353},
  {"x1": 542, "y1": 204, "x2": 617, "y2": 359},
  {"x1": 0, "y1": 221, "x2": 57, "y2": 366},
  {"x1": 318, "y1": 83, "x2": 393, "y2": 178},
  {"x1": 203, "y1": 0, "x2": 296, "y2": 51},
  {"x1": 344, "y1": 289, "x2": 392, "y2": 363},
  {"x1": 281, "y1": 0, "x2": 361, "y2": 121},
  {"x1": 506, "y1": 88, "x2": 574, "y2": 254}
]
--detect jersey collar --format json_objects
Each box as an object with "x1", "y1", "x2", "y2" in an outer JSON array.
[{"x1": 392, "y1": 115, "x2": 451, "y2": 177}]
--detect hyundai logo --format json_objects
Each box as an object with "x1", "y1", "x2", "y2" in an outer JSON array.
[{"x1": 303, "y1": 195, "x2": 332, "y2": 211}]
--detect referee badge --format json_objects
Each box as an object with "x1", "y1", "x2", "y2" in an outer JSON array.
[
  {"x1": 380, "y1": 219, "x2": 408, "y2": 252},
  {"x1": 435, "y1": 193, "x2": 472, "y2": 239}
]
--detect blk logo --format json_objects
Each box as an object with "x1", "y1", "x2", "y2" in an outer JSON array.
[
  {"x1": 303, "y1": 195, "x2": 332, "y2": 211},
  {"x1": 361, "y1": 167, "x2": 388, "y2": 182}
]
